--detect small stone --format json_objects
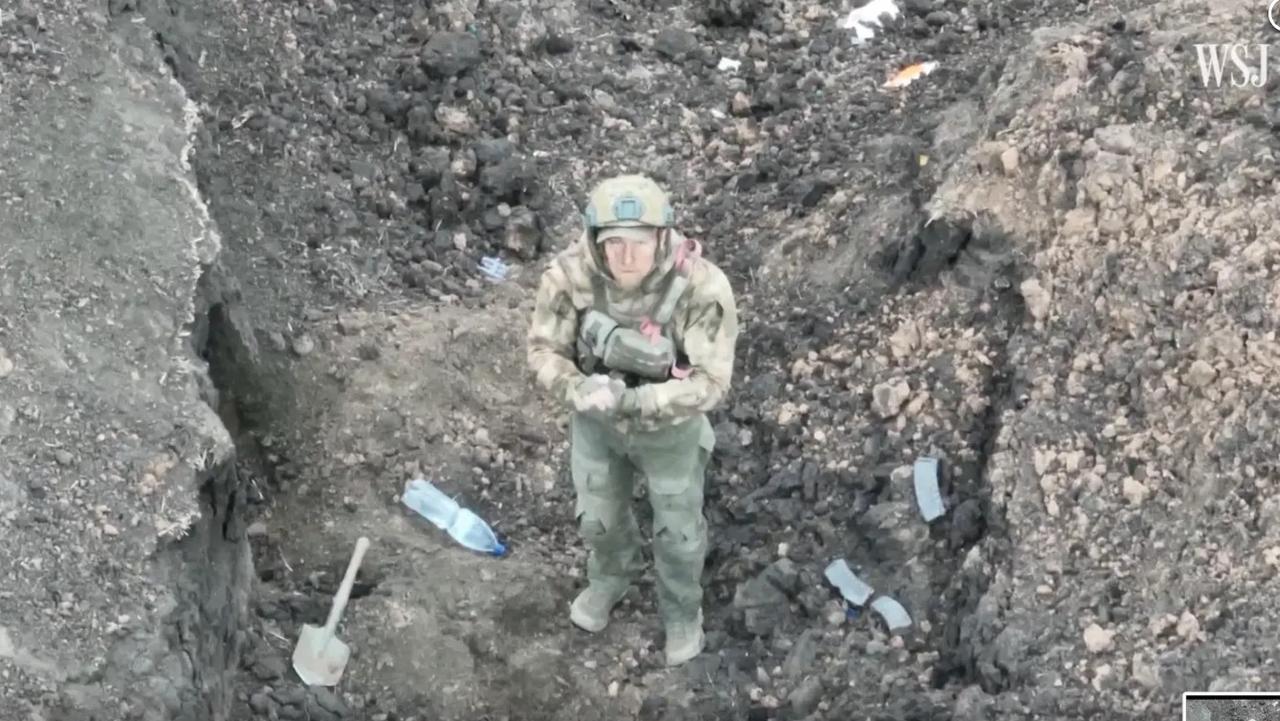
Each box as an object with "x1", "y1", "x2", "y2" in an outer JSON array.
[
  {"x1": 336, "y1": 314, "x2": 365, "y2": 336},
  {"x1": 653, "y1": 27, "x2": 699, "y2": 60},
  {"x1": 450, "y1": 147, "x2": 477, "y2": 178},
  {"x1": 1176, "y1": 610, "x2": 1202, "y2": 641},
  {"x1": 0, "y1": 349, "x2": 13, "y2": 378},
  {"x1": 542, "y1": 33, "x2": 574, "y2": 54},
  {"x1": 269, "y1": 331, "x2": 288, "y2": 352},
  {"x1": 1185, "y1": 360, "x2": 1216, "y2": 388},
  {"x1": 1094, "y1": 125, "x2": 1136, "y2": 155},
  {"x1": 249, "y1": 692, "x2": 273, "y2": 715},
  {"x1": 1131, "y1": 653, "x2": 1160, "y2": 689},
  {"x1": 607, "y1": 680, "x2": 620, "y2": 697},
  {"x1": 1148, "y1": 613, "x2": 1177, "y2": 638},
  {"x1": 782, "y1": 629, "x2": 819, "y2": 678},
  {"x1": 888, "y1": 323, "x2": 919, "y2": 359},
  {"x1": 292, "y1": 334, "x2": 315, "y2": 357},
  {"x1": 436, "y1": 106, "x2": 477, "y2": 135},
  {"x1": 246, "y1": 522, "x2": 269, "y2": 538},
  {"x1": 730, "y1": 91, "x2": 752, "y2": 116},
  {"x1": 311, "y1": 687, "x2": 348, "y2": 716},
  {"x1": 925, "y1": 10, "x2": 955, "y2": 26},
  {"x1": 1020, "y1": 278, "x2": 1051, "y2": 320},
  {"x1": 1000, "y1": 146, "x2": 1019, "y2": 175},
  {"x1": 788, "y1": 677, "x2": 823, "y2": 715},
  {"x1": 103, "y1": 524, "x2": 119, "y2": 537},
  {"x1": 253, "y1": 656, "x2": 287, "y2": 681},
  {"x1": 421, "y1": 31, "x2": 482, "y2": 78},
  {"x1": 503, "y1": 206, "x2": 542, "y2": 260},
  {"x1": 1083, "y1": 623, "x2": 1114, "y2": 653},
  {"x1": 1122, "y1": 477, "x2": 1149, "y2": 505},
  {"x1": 871, "y1": 379, "x2": 911, "y2": 418},
  {"x1": 55, "y1": 450, "x2": 73, "y2": 466}
]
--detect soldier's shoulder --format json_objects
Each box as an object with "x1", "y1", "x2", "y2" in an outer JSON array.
[
  {"x1": 688, "y1": 256, "x2": 735, "y2": 300},
  {"x1": 535, "y1": 240, "x2": 593, "y2": 292}
]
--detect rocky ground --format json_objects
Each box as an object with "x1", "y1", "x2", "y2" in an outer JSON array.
[
  {"x1": 1188, "y1": 698, "x2": 1280, "y2": 721},
  {"x1": 3, "y1": 0, "x2": 1280, "y2": 719}
]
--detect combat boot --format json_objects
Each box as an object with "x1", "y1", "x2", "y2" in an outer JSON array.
[
  {"x1": 663, "y1": 609, "x2": 705, "y2": 666},
  {"x1": 569, "y1": 582, "x2": 629, "y2": 633}
]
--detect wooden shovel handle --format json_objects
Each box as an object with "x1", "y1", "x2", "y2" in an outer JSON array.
[{"x1": 322, "y1": 536, "x2": 370, "y2": 635}]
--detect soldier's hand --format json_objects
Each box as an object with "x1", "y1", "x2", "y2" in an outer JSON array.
[
  {"x1": 617, "y1": 385, "x2": 653, "y2": 417},
  {"x1": 573, "y1": 375, "x2": 623, "y2": 413}
]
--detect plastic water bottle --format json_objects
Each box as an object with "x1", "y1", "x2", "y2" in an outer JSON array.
[{"x1": 401, "y1": 479, "x2": 507, "y2": 557}]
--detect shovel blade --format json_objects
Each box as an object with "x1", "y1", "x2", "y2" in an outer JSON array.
[{"x1": 292, "y1": 623, "x2": 351, "y2": 687}]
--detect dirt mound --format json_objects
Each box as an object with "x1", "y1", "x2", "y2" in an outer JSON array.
[{"x1": 0, "y1": 3, "x2": 243, "y2": 720}]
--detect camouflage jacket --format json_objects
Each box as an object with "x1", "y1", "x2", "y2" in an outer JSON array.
[{"x1": 526, "y1": 227, "x2": 739, "y2": 434}]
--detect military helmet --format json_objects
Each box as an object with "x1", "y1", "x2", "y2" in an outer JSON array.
[{"x1": 582, "y1": 174, "x2": 675, "y2": 230}]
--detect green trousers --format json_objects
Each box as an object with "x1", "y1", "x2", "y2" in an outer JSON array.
[{"x1": 570, "y1": 410, "x2": 715, "y2": 624}]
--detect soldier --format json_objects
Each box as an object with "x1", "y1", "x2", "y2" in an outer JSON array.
[{"x1": 526, "y1": 174, "x2": 739, "y2": 666}]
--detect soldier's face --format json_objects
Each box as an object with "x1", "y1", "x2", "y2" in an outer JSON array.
[{"x1": 602, "y1": 236, "x2": 657, "y2": 289}]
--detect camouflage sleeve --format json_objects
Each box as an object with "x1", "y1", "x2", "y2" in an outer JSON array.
[
  {"x1": 527, "y1": 261, "x2": 586, "y2": 408},
  {"x1": 633, "y1": 263, "x2": 739, "y2": 420}
]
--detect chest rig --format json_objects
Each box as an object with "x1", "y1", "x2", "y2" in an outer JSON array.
[{"x1": 575, "y1": 237, "x2": 701, "y2": 386}]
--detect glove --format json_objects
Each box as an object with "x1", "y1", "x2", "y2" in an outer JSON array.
[
  {"x1": 616, "y1": 384, "x2": 655, "y2": 418},
  {"x1": 572, "y1": 374, "x2": 626, "y2": 415}
]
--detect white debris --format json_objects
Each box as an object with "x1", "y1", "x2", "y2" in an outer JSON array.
[
  {"x1": 717, "y1": 57, "x2": 741, "y2": 72},
  {"x1": 870, "y1": 596, "x2": 912, "y2": 631},
  {"x1": 824, "y1": 559, "x2": 874, "y2": 606},
  {"x1": 839, "y1": 0, "x2": 900, "y2": 44},
  {"x1": 1083, "y1": 623, "x2": 1115, "y2": 653},
  {"x1": 913, "y1": 456, "x2": 946, "y2": 521}
]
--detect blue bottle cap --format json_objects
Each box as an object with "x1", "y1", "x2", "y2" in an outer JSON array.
[{"x1": 491, "y1": 542, "x2": 507, "y2": 557}]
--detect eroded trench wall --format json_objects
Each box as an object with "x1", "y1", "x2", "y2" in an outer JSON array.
[{"x1": 0, "y1": 4, "x2": 256, "y2": 721}]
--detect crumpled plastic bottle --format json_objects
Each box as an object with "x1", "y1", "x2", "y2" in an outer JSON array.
[{"x1": 401, "y1": 479, "x2": 507, "y2": 557}]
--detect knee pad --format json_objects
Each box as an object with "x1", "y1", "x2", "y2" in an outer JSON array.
[
  {"x1": 576, "y1": 494, "x2": 628, "y2": 540},
  {"x1": 654, "y1": 511, "x2": 707, "y2": 557}
]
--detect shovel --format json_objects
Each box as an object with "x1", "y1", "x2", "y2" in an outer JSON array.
[{"x1": 292, "y1": 536, "x2": 370, "y2": 686}]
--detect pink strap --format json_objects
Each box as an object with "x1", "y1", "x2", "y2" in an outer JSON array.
[
  {"x1": 639, "y1": 317, "x2": 662, "y2": 342},
  {"x1": 635, "y1": 236, "x2": 702, "y2": 375},
  {"x1": 674, "y1": 237, "x2": 702, "y2": 274}
]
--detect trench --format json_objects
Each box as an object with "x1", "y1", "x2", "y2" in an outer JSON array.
[
  {"x1": 188, "y1": 271, "x2": 342, "y2": 721},
  {"x1": 905, "y1": 216, "x2": 1027, "y2": 697},
  {"x1": 131, "y1": 268, "x2": 258, "y2": 721},
  {"x1": 176, "y1": 267, "x2": 372, "y2": 721},
  {"x1": 887, "y1": 214, "x2": 1028, "y2": 695},
  {"x1": 165, "y1": 210, "x2": 1034, "y2": 721},
  {"x1": 125, "y1": 2, "x2": 1041, "y2": 718}
]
